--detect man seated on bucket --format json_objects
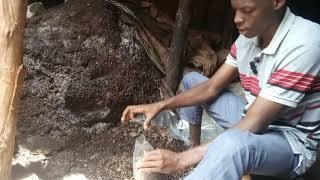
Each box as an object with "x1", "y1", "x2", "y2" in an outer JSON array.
[{"x1": 121, "y1": 0, "x2": 320, "y2": 179}]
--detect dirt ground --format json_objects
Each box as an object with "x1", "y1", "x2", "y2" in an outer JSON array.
[{"x1": 15, "y1": 0, "x2": 187, "y2": 179}]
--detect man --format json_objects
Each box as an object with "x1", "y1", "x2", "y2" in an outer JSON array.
[{"x1": 121, "y1": 0, "x2": 320, "y2": 179}]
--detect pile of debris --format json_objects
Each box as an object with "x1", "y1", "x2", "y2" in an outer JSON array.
[
  {"x1": 15, "y1": 0, "x2": 233, "y2": 179},
  {"x1": 16, "y1": 0, "x2": 164, "y2": 179}
]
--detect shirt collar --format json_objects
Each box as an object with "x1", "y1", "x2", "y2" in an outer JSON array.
[{"x1": 253, "y1": 8, "x2": 296, "y2": 55}]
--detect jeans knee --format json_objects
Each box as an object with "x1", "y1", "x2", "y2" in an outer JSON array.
[
  {"x1": 213, "y1": 130, "x2": 255, "y2": 155},
  {"x1": 182, "y1": 72, "x2": 204, "y2": 90}
]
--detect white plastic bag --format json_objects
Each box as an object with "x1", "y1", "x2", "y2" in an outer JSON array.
[{"x1": 132, "y1": 135, "x2": 169, "y2": 180}]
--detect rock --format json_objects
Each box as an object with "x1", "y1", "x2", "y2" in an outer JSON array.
[
  {"x1": 23, "y1": 135, "x2": 64, "y2": 155},
  {"x1": 129, "y1": 131, "x2": 139, "y2": 138},
  {"x1": 92, "y1": 122, "x2": 112, "y2": 135},
  {"x1": 27, "y1": 2, "x2": 45, "y2": 18},
  {"x1": 89, "y1": 153, "x2": 99, "y2": 160}
]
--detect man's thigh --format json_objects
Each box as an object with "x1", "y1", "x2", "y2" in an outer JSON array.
[
  {"x1": 182, "y1": 71, "x2": 247, "y2": 128},
  {"x1": 247, "y1": 130, "x2": 299, "y2": 177},
  {"x1": 186, "y1": 130, "x2": 299, "y2": 179}
]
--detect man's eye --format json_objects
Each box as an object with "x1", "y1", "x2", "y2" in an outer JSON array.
[{"x1": 243, "y1": 8, "x2": 253, "y2": 14}]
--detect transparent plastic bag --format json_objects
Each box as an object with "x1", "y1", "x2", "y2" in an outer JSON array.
[
  {"x1": 132, "y1": 135, "x2": 169, "y2": 180},
  {"x1": 151, "y1": 110, "x2": 224, "y2": 145}
]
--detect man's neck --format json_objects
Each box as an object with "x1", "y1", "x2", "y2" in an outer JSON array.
[{"x1": 259, "y1": 9, "x2": 286, "y2": 49}]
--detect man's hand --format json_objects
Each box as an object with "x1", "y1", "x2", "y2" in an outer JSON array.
[
  {"x1": 137, "y1": 149, "x2": 184, "y2": 174},
  {"x1": 138, "y1": 143, "x2": 209, "y2": 174},
  {"x1": 121, "y1": 102, "x2": 164, "y2": 129}
]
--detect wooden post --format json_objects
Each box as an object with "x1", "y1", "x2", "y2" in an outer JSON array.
[
  {"x1": 0, "y1": 0, "x2": 27, "y2": 179},
  {"x1": 166, "y1": 0, "x2": 193, "y2": 92}
]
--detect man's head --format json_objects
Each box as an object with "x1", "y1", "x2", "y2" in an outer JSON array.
[{"x1": 231, "y1": 0, "x2": 286, "y2": 38}]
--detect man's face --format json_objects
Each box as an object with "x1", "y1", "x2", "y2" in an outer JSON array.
[{"x1": 231, "y1": 0, "x2": 278, "y2": 38}]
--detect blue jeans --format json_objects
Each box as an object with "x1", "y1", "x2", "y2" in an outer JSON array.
[{"x1": 180, "y1": 72, "x2": 299, "y2": 179}]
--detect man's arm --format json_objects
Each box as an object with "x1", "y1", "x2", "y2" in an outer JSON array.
[
  {"x1": 158, "y1": 63, "x2": 238, "y2": 110},
  {"x1": 139, "y1": 97, "x2": 285, "y2": 174},
  {"x1": 232, "y1": 96, "x2": 283, "y2": 133},
  {"x1": 138, "y1": 143, "x2": 209, "y2": 174},
  {"x1": 122, "y1": 64, "x2": 239, "y2": 128},
  {"x1": 177, "y1": 97, "x2": 284, "y2": 170}
]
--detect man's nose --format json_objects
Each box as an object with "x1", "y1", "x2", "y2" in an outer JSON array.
[{"x1": 234, "y1": 11, "x2": 244, "y2": 25}]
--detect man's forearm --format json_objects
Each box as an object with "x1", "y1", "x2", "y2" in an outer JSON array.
[
  {"x1": 157, "y1": 64, "x2": 239, "y2": 111},
  {"x1": 158, "y1": 81, "x2": 218, "y2": 111},
  {"x1": 177, "y1": 143, "x2": 209, "y2": 171},
  {"x1": 231, "y1": 96, "x2": 284, "y2": 134}
]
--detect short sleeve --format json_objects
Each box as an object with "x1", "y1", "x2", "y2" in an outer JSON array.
[
  {"x1": 259, "y1": 46, "x2": 320, "y2": 107},
  {"x1": 225, "y1": 37, "x2": 240, "y2": 67}
]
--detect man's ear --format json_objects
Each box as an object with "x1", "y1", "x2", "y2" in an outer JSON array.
[{"x1": 273, "y1": 0, "x2": 286, "y2": 10}]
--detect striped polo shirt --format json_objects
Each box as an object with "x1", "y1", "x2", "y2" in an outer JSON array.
[{"x1": 225, "y1": 8, "x2": 320, "y2": 175}]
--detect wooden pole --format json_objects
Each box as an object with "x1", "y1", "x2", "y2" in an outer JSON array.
[
  {"x1": 0, "y1": 0, "x2": 27, "y2": 179},
  {"x1": 166, "y1": 0, "x2": 193, "y2": 92}
]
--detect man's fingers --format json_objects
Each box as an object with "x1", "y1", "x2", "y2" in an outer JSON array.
[
  {"x1": 137, "y1": 149, "x2": 177, "y2": 175},
  {"x1": 121, "y1": 106, "x2": 142, "y2": 122},
  {"x1": 121, "y1": 107, "x2": 130, "y2": 122},
  {"x1": 129, "y1": 111, "x2": 137, "y2": 120},
  {"x1": 137, "y1": 160, "x2": 162, "y2": 169},
  {"x1": 137, "y1": 150, "x2": 163, "y2": 168},
  {"x1": 142, "y1": 154, "x2": 160, "y2": 162},
  {"x1": 144, "y1": 149, "x2": 161, "y2": 157},
  {"x1": 140, "y1": 168, "x2": 162, "y2": 174},
  {"x1": 143, "y1": 121, "x2": 150, "y2": 129},
  {"x1": 143, "y1": 115, "x2": 153, "y2": 129}
]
